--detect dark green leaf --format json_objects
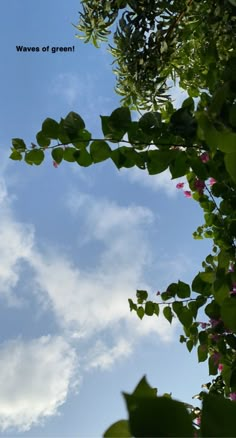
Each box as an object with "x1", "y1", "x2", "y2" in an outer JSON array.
[
  {"x1": 36, "y1": 131, "x2": 50, "y2": 148},
  {"x1": 136, "y1": 290, "x2": 148, "y2": 303},
  {"x1": 12, "y1": 138, "x2": 27, "y2": 151},
  {"x1": 201, "y1": 394, "x2": 236, "y2": 437},
  {"x1": 145, "y1": 301, "x2": 155, "y2": 316},
  {"x1": 90, "y1": 140, "x2": 111, "y2": 163},
  {"x1": 42, "y1": 118, "x2": 59, "y2": 139},
  {"x1": 163, "y1": 306, "x2": 173, "y2": 323},
  {"x1": 109, "y1": 107, "x2": 131, "y2": 132}
]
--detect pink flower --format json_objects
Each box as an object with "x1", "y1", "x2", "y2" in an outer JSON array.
[
  {"x1": 209, "y1": 177, "x2": 216, "y2": 186},
  {"x1": 184, "y1": 190, "x2": 192, "y2": 198},
  {"x1": 156, "y1": 291, "x2": 161, "y2": 296},
  {"x1": 200, "y1": 152, "x2": 210, "y2": 163},
  {"x1": 53, "y1": 161, "x2": 59, "y2": 168},
  {"x1": 176, "y1": 182, "x2": 184, "y2": 189},
  {"x1": 194, "y1": 178, "x2": 205, "y2": 194},
  {"x1": 230, "y1": 392, "x2": 236, "y2": 401},
  {"x1": 195, "y1": 417, "x2": 201, "y2": 426},
  {"x1": 218, "y1": 363, "x2": 223, "y2": 372},
  {"x1": 229, "y1": 265, "x2": 234, "y2": 273}
]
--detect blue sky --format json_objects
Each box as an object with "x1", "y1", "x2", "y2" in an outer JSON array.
[{"x1": 0, "y1": 1, "x2": 213, "y2": 436}]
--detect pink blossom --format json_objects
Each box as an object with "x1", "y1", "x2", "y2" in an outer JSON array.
[
  {"x1": 218, "y1": 363, "x2": 223, "y2": 372},
  {"x1": 195, "y1": 417, "x2": 201, "y2": 426},
  {"x1": 230, "y1": 392, "x2": 236, "y2": 401},
  {"x1": 184, "y1": 190, "x2": 192, "y2": 198},
  {"x1": 176, "y1": 182, "x2": 184, "y2": 189},
  {"x1": 200, "y1": 152, "x2": 210, "y2": 163},
  {"x1": 229, "y1": 265, "x2": 234, "y2": 273},
  {"x1": 209, "y1": 177, "x2": 216, "y2": 186},
  {"x1": 194, "y1": 178, "x2": 205, "y2": 194},
  {"x1": 156, "y1": 291, "x2": 161, "y2": 296},
  {"x1": 53, "y1": 161, "x2": 59, "y2": 168}
]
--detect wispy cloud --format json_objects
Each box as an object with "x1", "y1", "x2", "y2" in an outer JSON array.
[{"x1": 0, "y1": 336, "x2": 78, "y2": 432}]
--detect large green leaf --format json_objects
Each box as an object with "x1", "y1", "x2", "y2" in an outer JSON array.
[
  {"x1": 201, "y1": 394, "x2": 236, "y2": 437},
  {"x1": 63, "y1": 112, "x2": 85, "y2": 141},
  {"x1": 42, "y1": 118, "x2": 59, "y2": 139},
  {"x1": 25, "y1": 149, "x2": 44, "y2": 165},
  {"x1": 123, "y1": 381, "x2": 193, "y2": 437},
  {"x1": 109, "y1": 107, "x2": 132, "y2": 132},
  {"x1": 147, "y1": 150, "x2": 172, "y2": 175},
  {"x1": 90, "y1": 140, "x2": 111, "y2": 163},
  {"x1": 103, "y1": 420, "x2": 131, "y2": 437}
]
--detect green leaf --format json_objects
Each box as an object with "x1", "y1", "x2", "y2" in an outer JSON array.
[
  {"x1": 145, "y1": 301, "x2": 155, "y2": 316},
  {"x1": 139, "y1": 112, "x2": 162, "y2": 133},
  {"x1": 224, "y1": 152, "x2": 236, "y2": 183},
  {"x1": 163, "y1": 306, "x2": 173, "y2": 323},
  {"x1": 109, "y1": 107, "x2": 131, "y2": 132},
  {"x1": 75, "y1": 149, "x2": 93, "y2": 167},
  {"x1": 12, "y1": 138, "x2": 27, "y2": 151},
  {"x1": 42, "y1": 118, "x2": 59, "y2": 139},
  {"x1": 100, "y1": 116, "x2": 124, "y2": 142},
  {"x1": 178, "y1": 307, "x2": 193, "y2": 328},
  {"x1": 177, "y1": 281, "x2": 191, "y2": 299},
  {"x1": 90, "y1": 140, "x2": 111, "y2": 163},
  {"x1": 63, "y1": 112, "x2": 85, "y2": 141},
  {"x1": 63, "y1": 147, "x2": 76, "y2": 162},
  {"x1": 169, "y1": 152, "x2": 189, "y2": 178},
  {"x1": 128, "y1": 299, "x2": 137, "y2": 312},
  {"x1": 131, "y1": 376, "x2": 157, "y2": 398},
  {"x1": 51, "y1": 147, "x2": 64, "y2": 164},
  {"x1": 36, "y1": 131, "x2": 50, "y2": 148},
  {"x1": 124, "y1": 390, "x2": 193, "y2": 437},
  {"x1": 136, "y1": 290, "x2": 148, "y2": 303},
  {"x1": 73, "y1": 129, "x2": 91, "y2": 149},
  {"x1": 221, "y1": 298, "x2": 236, "y2": 332},
  {"x1": 103, "y1": 420, "x2": 131, "y2": 437},
  {"x1": 147, "y1": 150, "x2": 172, "y2": 175},
  {"x1": 137, "y1": 306, "x2": 145, "y2": 320},
  {"x1": 198, "y1": 344, "x2": 208, "y2": 362},
  {"x1": 201, "y1": 394, "x2": 236, "y2": 437},
  {"x1": 9, "y1": 150, "x2": 22, "y2": 160},
  {"x1": 24, "y1": 149, "x2": 44, "y2": 165}
]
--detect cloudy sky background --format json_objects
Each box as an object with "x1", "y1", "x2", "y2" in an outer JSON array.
[{"x1": 0, "y1": 1, "x2": 212, "y2": 436}]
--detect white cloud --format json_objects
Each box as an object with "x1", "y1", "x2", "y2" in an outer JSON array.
[
  {"x1": 30, "y1": 192, "x2": 177, "y2": 346},
  {"x1": 85, "y1": 338, "x2": 133, "y2": 370},
  {"x1": 0, "y1": 181, "x2": 34, "y2": 306},
  {"x1": 0, "y1": 336, "x2": 78, "y2": 432}
]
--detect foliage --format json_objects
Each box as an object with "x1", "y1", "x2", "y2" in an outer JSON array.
[
  {"x1": 74, "y1": 0, "x2": 236, "y2": 109},
  {"x1": 103, "y1": 376, "x2": 236, "y2": 437},
  {"x1": 8, "y1": 1, "x2": 236, "y2": 435}
]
